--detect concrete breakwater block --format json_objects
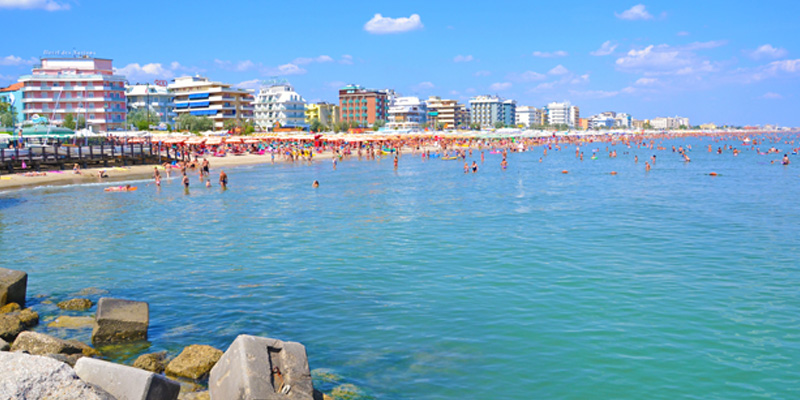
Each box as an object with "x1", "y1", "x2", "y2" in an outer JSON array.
[
  {"x1": 75, "y1": 357, "x2": 181, "y2": 400},
  {"x1": 0, "y1": 267, "x2": 27, "y2": 307},
  {"x1": 209, "y1": 334, "x2": 314, "y2": 400},
  {"x1": 0, "y1": 352, "x2": 115, "y2": 400},
  {"x1": 92, "y1": 297, "x2": 149, "y2": 344}
]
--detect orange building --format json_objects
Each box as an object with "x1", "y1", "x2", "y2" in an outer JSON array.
[{"x1": 338, "y1": 84, "x2": 390, "y2": 127}]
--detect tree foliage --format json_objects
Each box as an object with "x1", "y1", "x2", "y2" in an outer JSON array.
[{"x1": 176, "y1": 114, "x2": 214, "y2": 133}]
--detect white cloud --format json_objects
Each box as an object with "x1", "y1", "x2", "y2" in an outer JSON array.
[
  {"x1": 532, "y1": 50, "x2": 568, "y2": 58},
  {"x1": 449, "y1": 90, "x2": 459, "y2": 95},
  {"x1": 616, "y1": 4, "x2": 653, "y2": 20},
  {"x1": 549, "y1": 65, "x2": 569, "y2": 75},
  {"x1": 615, "y1": 43, "x2": 720, "y2": 76},
  {"x1": 635, "y1": 77, "x2": 658, "y2": 85},
  {"x1": 590, "y1": 41, "x2": 618, "y2": 56},
  {"x1": 474, "y1": 70, "x2": 491, "y2": 77},
  {"x1": 266, "y1": 63, "x2": 306, "y2": 76},
  {"x1": 339, "y1": 55, "x2": 354, "y2": 65},
  {"x1": 0, "y1": 55, "x2": 37, "y2": 66},
  {"x1": 115, "y1": 63, "x2": 175, "y2": 82},
  {"x1": 677, "y1": 31, "x2": 690, "y2": 36},
  {"x1": 569, "y1": 89, "x2": 620, "y2": 99},
  {"x1": 509, "y1": 70, "x2": 546, "y2": 82},
  {"x1": 413, "y1": 81, "x2": 435, "y2": 91},
  {"x1": 234, "y1": 79, "x2": 262, "y2": 91},
  {"x1": 0, "y1": 0, "x2": 69, "y2": 11},
  {"x1": 293, "y1": 55, "x2": 335, "y2": 65},
  {"x1": 748, "y1": 44, "x2": 787, "y2": 60},
  {"x1": 761, "y1": 92, "x2": 783, "y2": 99},
  {"x1": 364, "y1": 13, "x2": 423, "y2": 34},
  {"x1": 570, "y1": 74, "x2": 590, "y2": 84},
  {"x1": 453, "y1": 54, "x2": 474, "y2": 63},
  {"x1": 489, "y1": 82, "x2": 512, "y2": 91}
]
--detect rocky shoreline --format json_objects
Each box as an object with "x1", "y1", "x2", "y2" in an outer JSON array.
[{"x1": 0, "y1": 267, "x2": 366, "y2": 400}]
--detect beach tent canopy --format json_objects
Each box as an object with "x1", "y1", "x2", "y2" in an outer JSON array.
[{"x1": 19, "y1": 126, "x2": 75, "y2": 138}]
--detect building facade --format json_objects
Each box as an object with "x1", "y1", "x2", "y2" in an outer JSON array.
[
  {"x1": 545, "y1": 101, "x2": 579, "y2": 128},
  {"x1": 515, "y1": 106, "x2": 541, "y2": 127},
  {"x1": 169, "y1": 76, "x2": 254, "y2": 130},
  {"x1": 0, "y1": 83, "x2": 24, "y2": 126},
  {"x1": 338, "y1": 84, "x2": 390, "y2": 126},
  {"x1": 651, "y1": 116, "x2": 690, "y2": 130},
  {"x1": 469, "y1": 96, "x2": 516, "y2": 128},
  {"x1": 305, "y1": 102, "x2": 339, "y2": 128},
  {"x1": 386, "y1": 96, "x2": 427, "y2": 130},
  {"x1": 426, "y1": 96, "x2": 467, "y2": 129},
  {"x1": 253, "y1": 83, "x2": 307, "y2": 131},
  {"x1": 125, "y1": 84, "x2": 175, "y2": 126},
  {"x1": 18, "y1": 57, "x2": 127, "y2": 131}
]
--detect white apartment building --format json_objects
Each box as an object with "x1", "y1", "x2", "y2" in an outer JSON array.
[
  {"x1": 125, "y1": 84, "x2": 174, "y2": 126},
  {"x1": 253, "y1": 83, "x2": 307, "y2": 131},
  {"x1": 516, "y1": 106, "x2": 542, "y2": 127},
  {"x1": 545, "y1": 101, "x2": 579, "y2": 127},
  {"x1": 651, "y1": 116, "x2": 690, "y2": 130},
  {"x1": 169, "y1": 76, "x2": 254, "y2": 130},
  {"x1": 387, "y1": 96, "x2": 427, "y2": 130}
]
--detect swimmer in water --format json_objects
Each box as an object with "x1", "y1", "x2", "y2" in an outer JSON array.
[
  {"x1": 472, "y1": 161, "x2": 478, "y2": 173},
  {"x1": 645, "y1": 162, "x2": 651, "y2": 171},
  {"x1": 783, "y1": 154, "x2": 790, "y2": 165},
  {"x1": 219, "y1": 170, "x2": 228, "y2": 189},
  {"x1": 501, "y1": 158, "x2": 508, "y2": 170},
  {"x1": 312, "y1": 180, "x2": 319, "y2": 188}
]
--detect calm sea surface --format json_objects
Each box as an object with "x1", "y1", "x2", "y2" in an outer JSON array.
[{"x1": 1, "y1": 136, "x2": 799, "y2": 399}]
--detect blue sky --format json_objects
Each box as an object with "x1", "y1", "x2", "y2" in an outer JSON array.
[{"x1": 1, "y1": 0, "x2": 799, "y2": 126}]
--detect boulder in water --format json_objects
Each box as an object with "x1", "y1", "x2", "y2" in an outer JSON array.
[
  {"x1": 57, "y1": 298, "x2": 93, "y2": 311},
  {"x1": 166, "y1": 344, "x2": 223, "y2": 380},
  {"x1": 11, "y1": 331, "x2": 84, "y2": 356},
  {"x1": 134, "y1": 351, "x2": 168, "y2": 373},
  {"x1": 74, "y1": 357, "x2": 181, "y2": 400},
  {"x1": 0, "y1": 267, "x2": 27, "y2": 307}
]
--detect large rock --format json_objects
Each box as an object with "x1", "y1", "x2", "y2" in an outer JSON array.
[
  {"x1": 11, "y1": 331, "x2": 84, "y2": 356},
  {"x1": 134, "y1": 351, "x2": 168, "y2": 373},
  {"x1": 209, "y1": 335, "x2": 314, "y2": 400},
  {"x1": 0, "y1": 267, "x2": 27, "y2": 307},
  {"x1": 165, "y1": 344, "x2": 223, "y2": 380},
  {"x1": 17, "y1": 308, "x2": 39, "y2": 328},
  {"x1": 75, "y1": 357, "x2": 181, "y2": 400},
  {"x1": 179, "y1": 391, "x2": 210, "y2": 400},
  {"x1": 0, "y1": 302, "x2": 20, "y2": 313},
  {"x1": 0, "y1": 313, "x2": 24, "y2": 342},
  {"x1": 48, "y1": 315, "x2": 95, "y2": 329},
  {"x1": 66, "y1": 339, "x2": 101, "y2": 357},
  {"x1": 58, "y1": 298, "x2": 93, "y2": 310},
  {"x1": 0, "y1": 337, "x2": 8, "y2": 351},
  {"x1": 92, "y1": 297, "x2": 149, "y2": 344},
  {"x1": 0, "y1": 352, "x2": 114, "y2": 400}
]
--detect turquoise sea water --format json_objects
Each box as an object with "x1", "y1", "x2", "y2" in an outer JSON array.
[{"x1": 1, "y1": 136, "x2": 800, "y2": 399}]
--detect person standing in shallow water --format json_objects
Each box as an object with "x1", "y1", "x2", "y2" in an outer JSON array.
[{"x1": 219, "y1": 170, "x2": 228, "y2": 189}]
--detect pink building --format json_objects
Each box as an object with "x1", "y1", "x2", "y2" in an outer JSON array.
[{"x1": 19, "y1": 57, "x2": 127, "y2": 131}]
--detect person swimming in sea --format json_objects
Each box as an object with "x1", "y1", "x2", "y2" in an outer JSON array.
[
  {"x1": 219, "y1": 171, "x2": 228, "y2": 189},
  {"x1": 782, "y1": 154, "x2": 790, "y2": 165},
  {"x1": 472, "y1": 161, "x2": 478, "y2": 173},
  {"x1": 312, "y1": 180, "x2": 319, "y2": 188}
]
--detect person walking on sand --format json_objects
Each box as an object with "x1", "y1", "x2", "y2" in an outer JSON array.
[{"x1": 219, "y1": 170, "x2": 228, "y2": 189}]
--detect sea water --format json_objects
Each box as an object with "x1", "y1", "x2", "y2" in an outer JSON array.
[{"x1": 1, "y1": 136, "x2": 799, "y2": 399}]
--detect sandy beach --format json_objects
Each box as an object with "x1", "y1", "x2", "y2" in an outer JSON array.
[{"x1": 0, "y1": 151, "x2": 342, "y2": 193}]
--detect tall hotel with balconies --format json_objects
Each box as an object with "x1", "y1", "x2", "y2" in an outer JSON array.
[
  {"x1": 253, "y1": 82, "x2": 307, "y2": 131},
  {"x1": 168, "y1": 76, "x2": 254, "y2": 130},
  {"x1": 338, "y1": 84, "x2": 390, "y2": 127},
  {"x1": 18, "y1": 57, "x2": 127, "y2": 131}
]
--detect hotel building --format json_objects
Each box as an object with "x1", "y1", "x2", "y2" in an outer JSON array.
[
  {"x1": 125, "y1": 84, "x2": 175, "y2": 126},
  {"x1": 545, "y1": 101, "x2": 580, "y2": 127},
  {"x1": 305, "y1": 102, "x2": 339, "y2": 128},
  {"x1": 18, "y1": 57, "x2": 127, "y2": 131},
  {"x1": 386, "y1": 96, "x2": 427, "y2": 130},
  {"x1": 169, "y1": 76, "x2": 254, "y2": 130},
  {"x1": 253, "y1": 83, "x2": 307, "y2": 131},
  {"x1": 426, "y1": 96, "x2": 467, "y2": 129},
  {"x1": 0, "y1": 83, "x2": 24, "y2": 125},
  {"x1": 338, "y1": 84, "x2": 390, "y2": 126},
  {"x1": 515, "y1": 106, "x2": 542, "y2": 127},
  {"x1": 469, "y1": 96, "x2": 516, "y2": 128}
]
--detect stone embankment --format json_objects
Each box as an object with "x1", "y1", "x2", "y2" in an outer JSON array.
[{"x1": 0, "y1": 266, "x2": 357, "y2": 400}]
